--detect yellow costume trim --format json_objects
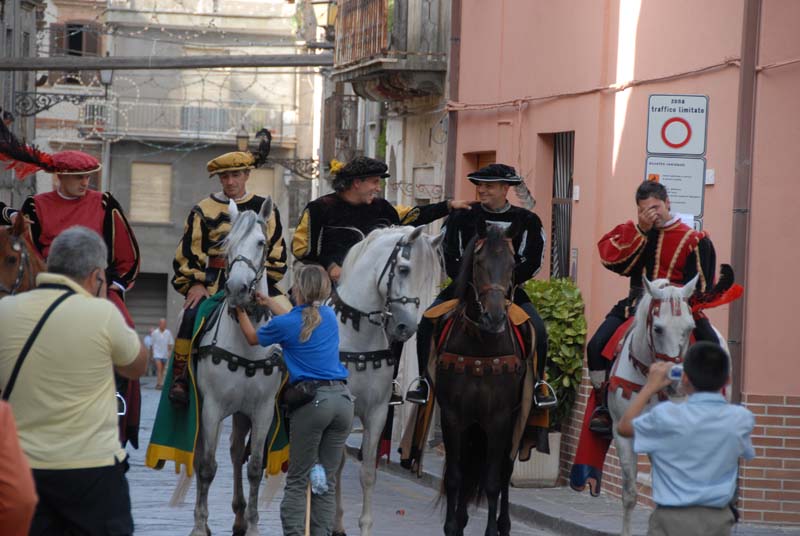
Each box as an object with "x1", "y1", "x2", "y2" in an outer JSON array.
[
  {"x1": 292, "y1": 209, "x2": 311, "y2": 260},
  {"x1": 423, "y1": 299, "x2": 530, "y2": 326}
]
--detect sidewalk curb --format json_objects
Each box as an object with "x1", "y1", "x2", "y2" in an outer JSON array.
[{"x1": 344, "y1": 443, "x2": 617, "y2": 536}]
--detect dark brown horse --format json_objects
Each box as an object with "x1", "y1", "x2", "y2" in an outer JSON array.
[
  {"x1": 0, "y1": 215, "x2": 44, "y2": 297},
  {"x1": 434, "y1": 223, "x2": 532, "y2": 536}
]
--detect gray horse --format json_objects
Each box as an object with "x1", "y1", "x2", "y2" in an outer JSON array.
[
  {"x1": 331, "y1": 226, "x2": 443, "y2": 536},
  {"x1": 607, "y1": 276, "x2": 730, "y2": 536},
  {"x1": 189, "y1": 199, "x2": 283, "y2": 536}
]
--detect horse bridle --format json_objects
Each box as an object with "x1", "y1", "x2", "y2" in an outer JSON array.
[
  {"x1": 467, "y1": 237, "x2": 515, "y2": 318},
  {"x1": 629, "y1": 296, "x2": 689, "y2": 377},
  {"x1": 0, "y1": 235, "x2": 35, "y2": 297},
  {"x1": 333, "y1": 236, "x2": 421, "y2": 329},
  {"x1": 226, "y1": 237, "x2": 269, "y2": 301}
]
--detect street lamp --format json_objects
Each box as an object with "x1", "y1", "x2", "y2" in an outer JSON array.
[
  {"x1": 236, "y1": 126, "x2": 250, "y2": 151},
  {"x1": 99, "y1": 52, "x2": 113, "y2": 99},
  {"x1": 311, "y1": 0, "x2": 337, "y2": 41}
]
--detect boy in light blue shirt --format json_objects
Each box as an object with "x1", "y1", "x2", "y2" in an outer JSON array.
[{"x1": 617, "y1": 342, "x2": 755, "y2": 536}]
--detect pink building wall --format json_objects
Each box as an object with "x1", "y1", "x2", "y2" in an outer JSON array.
[{"x1": 452, "y1": 0, "x2": 800, "y2": 523}]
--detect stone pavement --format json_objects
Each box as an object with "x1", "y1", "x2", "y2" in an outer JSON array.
[
  {"x1": 127, "y1": 377, "x2": 555, "y2": 535},
  {"x1": 346, "y1": 432, "x2": 800, "y2": 536}
]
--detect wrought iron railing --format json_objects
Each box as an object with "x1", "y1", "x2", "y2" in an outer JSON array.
[{"x1": 93, "y1": 98, "x2": 296, "y2": 143}]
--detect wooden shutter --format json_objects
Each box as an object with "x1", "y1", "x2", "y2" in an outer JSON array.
[
  {"x1": 81, "y1": 23, "x2": 101, "y2": 85},
  {"x1": 49, "y1": 23, "x2": 66, "y2": 85}
]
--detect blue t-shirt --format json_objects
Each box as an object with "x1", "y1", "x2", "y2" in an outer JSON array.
[
  {"x1": 257, "y1": 304, "x2": 347, "y2": 384},
  {"x1": 633, "y1": 392, "x2": 755, "y2": 507}
]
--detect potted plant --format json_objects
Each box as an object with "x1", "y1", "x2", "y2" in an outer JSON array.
[{"x1": 511, "y1": 278, "x2": 586, "y2": 487}]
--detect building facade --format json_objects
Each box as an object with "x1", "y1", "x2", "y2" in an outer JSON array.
[
  {"x1": 325, "y1": 0, "x2": 452, "y2": 430},
  {"x1": 82, "y1": 0, "x2": 317, "y2": 334},
  {"x1": 450, "y1": 0, "x2": 799, "y2": 524},
  {"x1": 0, "y1": 0, "x2": 43, "y2": 204}
]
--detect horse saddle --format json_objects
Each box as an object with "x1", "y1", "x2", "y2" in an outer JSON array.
[{"x1": 423, "y1": 299, "x2": 531, "y2": 326}]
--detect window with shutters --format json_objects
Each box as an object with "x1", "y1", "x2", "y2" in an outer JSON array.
[
  {"x1": 130, "y1": 163, "x2": 172, "y2": 223},
  {"x1": 48, "y1": 22, "x2": 101, "y2": 86}
]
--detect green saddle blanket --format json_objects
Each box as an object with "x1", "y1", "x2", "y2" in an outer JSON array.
[{"x1": 145, "y1": 292, "x2": 289, "y2": 476}]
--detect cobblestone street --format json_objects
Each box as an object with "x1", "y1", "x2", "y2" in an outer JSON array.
[{"x1": 128, "y1": 377, "x2": 555, "y2": 535}]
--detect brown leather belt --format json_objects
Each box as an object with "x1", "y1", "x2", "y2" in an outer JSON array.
[
  {"x1": 207, "y1": 256, "x2": 226, "y2": 269},
  {"x1": 438, "y1": 352, "x2": 522, "y2": 376}
]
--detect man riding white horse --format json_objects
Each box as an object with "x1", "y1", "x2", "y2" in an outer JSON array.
[
  {"x1": 166, "y1": 134, "x2": 290, "y2": 409},
  {"x1": 291, "y1": 155, "x2": 470, "y2": 403},
  {"x1": 585, "y1": 180, "x2": 721, "y2": 435},
  {"x1": 405, "y1": 163, "x2": 554, "y2": 407}
]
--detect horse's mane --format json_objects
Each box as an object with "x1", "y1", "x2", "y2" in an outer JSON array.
[
  {"x1": 453, "y1": 225, "x2": 507, "y2": 301},
  {"x1": 222, "y1": 210, "x2": 264, "y2": 257},
  {"x1": 339, "y1": 226, "x2": 396, "y2": 278},
  {"x1": 339, "y1": 226, "x2": 442, "y2": 319}
]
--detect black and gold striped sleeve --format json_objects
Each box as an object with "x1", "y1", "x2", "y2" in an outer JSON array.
[
  {"x1": 265, "y1": 205, "x2": 287, "y2": 285},
  {"x1": 394, "y1": 200, "x2": 450, "y2": 227},
  {"x1": 172, "y1": 208, "x2": 209, "y2": 296},
  {"x1": 292, "y1": 205, "x2": 325, "y2": 265}
]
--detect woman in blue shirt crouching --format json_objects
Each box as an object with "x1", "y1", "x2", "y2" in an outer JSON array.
[{"x1": 238, "y1": 264, "x2": 352, "y2": 536}]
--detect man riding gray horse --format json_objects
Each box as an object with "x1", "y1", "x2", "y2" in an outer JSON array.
[{"x1": 291, "y1": 155, "x2": 469, "y2": 403}]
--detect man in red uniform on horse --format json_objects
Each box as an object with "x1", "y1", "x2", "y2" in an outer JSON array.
[
  {"x1": 571, "y1": 180, "x2": 721, "y2": 493},
  {"x1": 0, "y1": 126, "x2": 142, "y2": 448}
]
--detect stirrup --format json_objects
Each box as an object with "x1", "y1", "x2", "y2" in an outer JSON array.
[
  {"x1": 533, "y1": 380, "x2": 558, "y2": 409},
  {"x1": 389, "y1": 380, "x2": 404, "y2": 406},
  {"x1": 405, "y1": 376, "x2": 431, "y2": 405}
]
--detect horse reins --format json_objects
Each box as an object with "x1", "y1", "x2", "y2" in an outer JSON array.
[
  {"x1": 0, "y1": 235, "x2": 35, "y2": 297},
  {"x1": 467, "y1": 237, "x2": 515, "y2": 318},
  {"x1": 332, "y1": 236, "x2": 420, "y2": 330},
  {"x1": 225, "y1": 228, "x2": 269, "y2": 302}
]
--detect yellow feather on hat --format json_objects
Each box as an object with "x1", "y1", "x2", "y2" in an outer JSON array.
[{"x1": 329, "y1": 159, "x2": 344, "y2": 175}]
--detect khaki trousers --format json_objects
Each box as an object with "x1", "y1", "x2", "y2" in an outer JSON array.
[{"x1": 648, "y1": 505, "x2": 735, "y2": 536}]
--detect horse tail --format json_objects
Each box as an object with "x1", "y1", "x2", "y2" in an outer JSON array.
[{"x1": 440, "y1": 423, "x2": 486, "y2": 507}]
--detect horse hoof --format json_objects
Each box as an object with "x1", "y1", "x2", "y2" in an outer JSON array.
[
  {"x1": 332, "y1": 532, "x2": 347, "y2": 536},
  {"x1": 232, "y1": 531, "x2": 245, "y2": 536}
]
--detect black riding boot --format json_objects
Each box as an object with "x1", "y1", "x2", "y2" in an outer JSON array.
[{"x1": 406, "y1": 315, "x2": 434, "y2": 405}]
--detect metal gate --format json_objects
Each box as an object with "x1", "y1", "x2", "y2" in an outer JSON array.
[{"x1": 551, "y1": 132, "x2": 574, "y2": 279}]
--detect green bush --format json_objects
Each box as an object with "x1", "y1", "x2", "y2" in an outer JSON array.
[{"x1": 523, "y1": 278, "x2": 587, "y2": 431}]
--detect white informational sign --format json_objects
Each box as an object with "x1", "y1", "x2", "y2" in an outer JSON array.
[
  {"x1": 647, "y1": 94, "x2": 708, "y2": 156},
  {"x1": 645, "y1": 156, "x2": 706, "y2": 217}
]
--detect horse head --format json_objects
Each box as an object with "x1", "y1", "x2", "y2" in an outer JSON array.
[
  {"x1": 457, "y1": 222, "x2": 517, "y2": 333},
  {"x1": 339, "y1": 225, "x2": 443, "y2": 343},
  {"x1": 0, "y1": 215, "x2": 43, "y2": 297},
  {"x1": 224, "y1": 197, "x2": 273, "y2": 307},
  {"x1": 638, "y1": 275, "x2": 699, "y2": 365}
]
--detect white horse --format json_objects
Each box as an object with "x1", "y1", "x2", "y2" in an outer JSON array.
[
  {"x1": 331, "y1": 226, "x2": 443, "y2": 536},
  {"x1": 190, "y1": 199, "x2": 283, "y2": 536},
  {"x1": 607, "y1": 275, "x2": 730, "y2": 536}
]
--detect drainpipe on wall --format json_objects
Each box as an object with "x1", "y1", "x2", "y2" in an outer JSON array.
[
  {"x1": 728, "y1": 0, "x2": 761, "y2": 403},
  {"x1": 444, "y1": 0, "x2": 462, "y2": 198}
]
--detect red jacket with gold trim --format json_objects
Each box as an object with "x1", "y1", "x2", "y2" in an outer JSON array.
[
  {"x1": 19, "y1": 190, "x2": 140, "y2": 292},
  {"x1": 598, "y1": 217, "x2": 715, "y2": 318}
]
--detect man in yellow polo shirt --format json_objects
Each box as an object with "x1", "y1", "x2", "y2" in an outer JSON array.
[{"x1": 0, "y1": 226, "x2": 147, "y2": 535}]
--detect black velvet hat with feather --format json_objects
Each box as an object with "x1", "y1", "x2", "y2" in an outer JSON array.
[
  {"x1": 331, "y1": 156, "x2": 390, "y2": 192},
  {"x1": 206, "y1": 128, "x2": 272, "y2": 177}
]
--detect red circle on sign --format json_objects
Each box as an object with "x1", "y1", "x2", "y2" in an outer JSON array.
[{"x1": 661, "y1": 117, "x2": 692, "y2": 149}]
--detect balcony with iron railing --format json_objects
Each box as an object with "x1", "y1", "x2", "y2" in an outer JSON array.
[
  {"x1": 332, "y1": 0, "x2": 448, "y2": 101},
  {"x1": 78, "y1": 98, "x2": 297, "y2": 147}
]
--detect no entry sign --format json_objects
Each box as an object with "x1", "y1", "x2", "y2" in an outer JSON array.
[{"x1": 646, "y1": 95, "x2": 708, "y2": 155}]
